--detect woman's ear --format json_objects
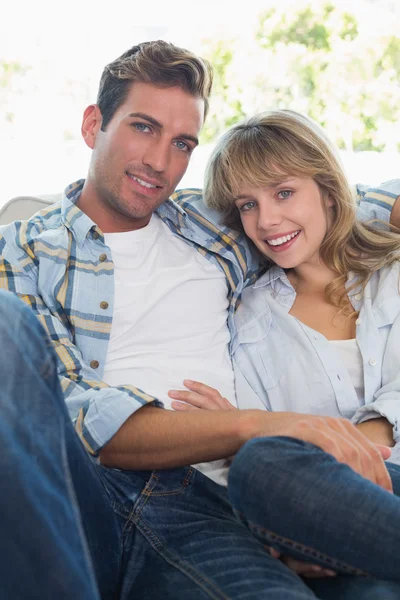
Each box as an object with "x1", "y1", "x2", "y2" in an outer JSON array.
[{"x1": 325, "y1": 193, "x2": 335, "y2": 209}]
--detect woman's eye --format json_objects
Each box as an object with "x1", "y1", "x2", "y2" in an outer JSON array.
[
  {"x1": 238, "y1": 201, "x2": 256, "y2": 212},
  {"x1": 132, "y1": 123, "x2": 151, "y2": 133},
  {"x1": 277, "y1": 190, "x2": 292, "y2": 199}
]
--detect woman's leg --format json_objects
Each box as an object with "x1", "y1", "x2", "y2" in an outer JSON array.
[{"x1": 228, "y1": 436, "x2": 400, "y2": 581}]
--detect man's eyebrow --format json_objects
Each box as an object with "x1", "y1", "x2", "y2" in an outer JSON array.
[
  {"x1": 128, "y1": 112, "x2": 199, "y2": 146},
  {"x1": 128, "y1": 112, "x2": 162, "y2": 128}
]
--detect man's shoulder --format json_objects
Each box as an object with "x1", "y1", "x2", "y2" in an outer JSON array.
[
  {"x1": 356, "y1": 179, "x2": 400, "y2": 207},
  {"x1": 171, "y1": 188, "x2": 227, "y2": 228}
]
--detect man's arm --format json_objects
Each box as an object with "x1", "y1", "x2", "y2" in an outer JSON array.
[
  {"x1": 390, "y1": 195, "x2": 400, "y2": 228},
  {"x1": 356, "y1": 179, "x2": 400, "y2": 228},
  {"x1": 0, "y1": 243, "x2": 162, "y2": 455},
  {"x1": 99, "y1": 402, "x2": 392, "y2": 493}
]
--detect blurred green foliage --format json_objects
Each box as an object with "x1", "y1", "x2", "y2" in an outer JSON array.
[{"x1": 201, "y1": 2, "x2": 400, "y2": 152}]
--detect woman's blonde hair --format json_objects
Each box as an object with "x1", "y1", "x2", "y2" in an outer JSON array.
[{"x1": 204, "y1": 109, "x2": 400, "y2": 311}]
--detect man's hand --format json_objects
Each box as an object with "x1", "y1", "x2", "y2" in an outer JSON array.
[
  {"x1": 169, "y1": 380, "x2": 393, "y2": 493},
  {"x1": 268, "y1": 416, "x2": 393, "y2": 493}
]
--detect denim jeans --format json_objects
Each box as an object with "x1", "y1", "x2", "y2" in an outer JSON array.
[{"x1": 2, "y1": 288, "x2": 400, "y2": 600}]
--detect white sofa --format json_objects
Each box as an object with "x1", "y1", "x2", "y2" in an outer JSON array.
[{"x1": 0, "y1": 195, "x2": 60, "y2": 225}]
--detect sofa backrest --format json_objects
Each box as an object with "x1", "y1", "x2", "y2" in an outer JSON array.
[{"x1": 0, "y1": 195, "x2": 60, "y2": 225}]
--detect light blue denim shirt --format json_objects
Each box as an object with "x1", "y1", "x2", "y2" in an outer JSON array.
[{"x1": 232, "y1": 258, "x2": 400, "y2": 444}]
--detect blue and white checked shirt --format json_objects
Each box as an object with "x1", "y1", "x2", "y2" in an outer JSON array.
[{"x1": 0, "y1": 180, "x2": 256, "y2": 454}]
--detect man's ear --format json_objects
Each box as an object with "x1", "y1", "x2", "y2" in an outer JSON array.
[{"x1": 81, "y1": 105, "x2": 103, "y2": 149}]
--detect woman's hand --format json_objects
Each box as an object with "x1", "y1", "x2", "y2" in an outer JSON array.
[{"x1": 168, "y1": 380, "x2": 237, "y2": 411}]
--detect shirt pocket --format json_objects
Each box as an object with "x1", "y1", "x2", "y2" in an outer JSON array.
[{"x1": 233, "y1": 312, "x2": 292, "y2": 390}]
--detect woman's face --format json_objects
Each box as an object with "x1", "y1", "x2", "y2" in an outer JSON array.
[{"x1": 234, "y1": 176, "x2": 333, "y2": 270}]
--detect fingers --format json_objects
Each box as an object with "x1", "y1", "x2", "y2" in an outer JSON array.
[
  {"x1": 287, "y1": 417, "x2": 392, "y2": 493},
  {"x1": 184, "y1": 380, "x2": 236, "y2": 410},
  {"x1": 168, "y1": 380, "x2": 237, "y2": 411},
  {"x1": 171, "y1": 400, "x2": 198, "y2": 412},
  {"x1": 375, "y1": 444, "x2": 392, "y2": 460},
  {"x1": 333, "y1": 419, "x2": 392, "y2": 493},
  {"x1": 266, "y1": 546, "x2": 336, "y2": 578},
  {"x1": 281, "y1": 556, "x2": 336, "y2": 578}
]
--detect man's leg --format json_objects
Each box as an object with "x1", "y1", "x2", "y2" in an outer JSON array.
[
  {"x1": 0, "y1": 291, "x2": 121, "y2": 599},
  {"x1": 228, "y1": 436, "x2": 400, "y2": 582},
  {"x1": 119, "y1": 466, "x2": 318, "y2": 599}
]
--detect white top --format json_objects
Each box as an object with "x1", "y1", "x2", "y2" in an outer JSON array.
[
  {"x1": 102, "y1": 213, "x2": 236, "y2": 486},
  {"x1": 329, "y1": 338, "x2": 364, "y2": 405}
]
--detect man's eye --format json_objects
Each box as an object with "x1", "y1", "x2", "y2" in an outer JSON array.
[
  {"x1": 277, "y1": 190, "x2": 292, "y2": 199},
  {"x1": 174, "y1": 140, "x2": 190, "y2": 152},
  {"x1": 132, "y1": 123, "x2": 151, "y2": 133},
  {"x1": 238, "y1": 201, "x2": 256, "y2": 212}
]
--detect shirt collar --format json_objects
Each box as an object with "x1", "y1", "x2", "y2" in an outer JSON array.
[
  {"x1": 61, "y1": 179, "x2": 189, "y2": 247},
  {"x1": 253, "y1": 265, "x2": 293, "y2": 290},
  {"x1": 61, "y1": 180, "x2": 99, "y2": 246}
]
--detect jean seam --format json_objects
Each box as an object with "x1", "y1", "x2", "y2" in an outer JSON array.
[
  {"x1": 142, "y1": 466, "x2": 196, "y2": 497},
  {"x1": 62, "y1": 421, "x2": 101, "y2": 594},
  {"x1": 133, "y1": 514, "x2": 230, "y2": 600},
  {"x1": 241, "y1": 514, "x2": 369, "y2": 576}
]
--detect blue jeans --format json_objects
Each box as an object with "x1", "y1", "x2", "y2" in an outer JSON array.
[{"x1": 2, "y1": 289, "x2": 400, "y2": 600}]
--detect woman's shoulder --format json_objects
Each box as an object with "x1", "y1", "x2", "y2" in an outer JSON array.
[
  {"x1": 367, "y1": 260, "x2": 400, "y2": 326},
  {"x1": 234, "y1": 266, "x2": 295, "y2": 339}
]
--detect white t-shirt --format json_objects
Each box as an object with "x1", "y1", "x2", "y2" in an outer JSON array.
[
  {"x1": 102, "y1": 213, "x2": 237, "y2": 485},
  {"x1": 329, "y1": 338, "x2": 365, "y2": 404}
]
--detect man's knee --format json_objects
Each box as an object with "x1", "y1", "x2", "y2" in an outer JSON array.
[
  {"x1": 0, "y1": 290, "x2": 55, "y2": 382},
  {"x1": 0, "y1": 290, "x2": 37, "y2": 330},
  {"x1": 0, "y1": 290, "x2": 46, "y2": 341}
]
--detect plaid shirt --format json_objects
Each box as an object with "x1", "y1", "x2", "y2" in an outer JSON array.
[
  {"x1": 0, "y1": 180, "x2": 256, "y2": 454},
  {"x1": 0, "y1": 178, "x2": 398, "y2": 454}
]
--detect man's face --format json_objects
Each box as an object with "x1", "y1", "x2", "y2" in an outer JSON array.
[{"x1": 83, "y1": 82, "x2": 204, "y2": 231}]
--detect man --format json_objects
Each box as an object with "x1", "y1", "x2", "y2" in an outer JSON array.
[{"x1": 1, "y1": 40, "x2": 400, "y2": 599}]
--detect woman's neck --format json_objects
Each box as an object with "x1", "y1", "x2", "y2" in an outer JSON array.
[{"x1": 287, "y1": 261, "x2": 339, "y2": 294}]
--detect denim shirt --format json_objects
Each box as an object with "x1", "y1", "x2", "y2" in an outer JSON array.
[{"x1": 232, "y1": 261, "x2": 400, "y2": 444}]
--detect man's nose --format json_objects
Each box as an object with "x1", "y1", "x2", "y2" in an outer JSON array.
[{"x1": 142, "y1": 140, "x2": 170, "y2": 173}]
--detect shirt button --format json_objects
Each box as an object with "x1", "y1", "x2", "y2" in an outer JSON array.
[
  {"x1": 355, "y1": 318, "x2": 361, "y2": 325},
  {"x1": 90, "y1": 360, "x2": 99, "y2": 369},
  {"x1": 354, "y1": 293, "x2": 362, "y2": 301},
  {"x1": 100, "y1": 301, "x2": 109, "y2": 310},
  {"x1": 99, "y1": 253, "x2": 107, "y2": 262},
  {"x1": 369, "y1": 358, "x2": 377, "y2": 366}
]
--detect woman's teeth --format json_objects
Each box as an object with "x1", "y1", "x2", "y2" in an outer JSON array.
[{"x1": 267, "y1": 231, "x2": 300, "y2": 246}]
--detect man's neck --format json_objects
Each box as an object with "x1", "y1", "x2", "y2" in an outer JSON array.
[{"x1": 77, "y1": 179, "x2": 152, "y2": 233}]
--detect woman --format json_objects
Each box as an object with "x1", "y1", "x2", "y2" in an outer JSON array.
[
  {"x1": 170, "y1": 109, "x2": 400, "y2": 455},
  {"x1": 168, "y1": 111, "x2": 400, "y2": 596}
]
